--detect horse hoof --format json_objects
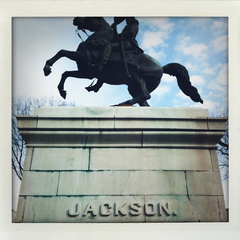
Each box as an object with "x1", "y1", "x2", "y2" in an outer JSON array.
[
  {"x1": 58, "y1": 89, "x2": 67, "y2": 99},
  {"x1": 43, "y1": 65, "x2": 52, "y2": 76},
  {"x1": 61, "y1": 90, "x2": 67, "y2": 99}
]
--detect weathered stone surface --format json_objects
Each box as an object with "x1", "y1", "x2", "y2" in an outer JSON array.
[
  {"x1": 186, "y1": 171, "x2": 224, "y2": 195},
  {"x1": 31, "y1": 148, "x2": 89, "y2": 170},
  {"x1": 15, "y1": 197, "x2": 25, "y2": 223},
  {"x1": 142, "y1": 131, "x2": 225, "y2": 148},
  {"x1": 20, "y1": 171, "x2": 59, "y2": 196},
  {"x1": 207, "y1": 118, "x2": 227, "y2": 130},
  {"x1": 114, "y1": 107, "x2": 209, "y2": 118},
  {"x1": 218, "y1": 196, "x2": 228, "y2": 221},
  {"x1": 90, "y1": 148, "x2": 212, "y2": 171},
  {"x1": 34, "y1": 107, "x2": 117, "y2": 118},
  {"x1": 17, "y1": 195, "x2": 227, "y2": 223},
  {"x1": 17, "y1": 116, "x2": 37, "y2": 129},
  {"x1": 144, "y1": 196, "x2": 199, "y2": 222},
  {"x1": 22, "y1": 196, "x2": 146, "y2": 223},
  {"x1": 18, "y1": 195, "x2": 203, "y2": 223},
  {"x1": 37, "y1": 118, "x2": 115, "y2": 129},
  {"x1": 34, "y1": 107, "x2": 209, "y2": 118},
  {"x1": 210, "y1": 150, "x2": 221, "y2": 171},
  {"x1": 189, "y1": 196, "x2": 227, "y2": 222},
  {"x1": 16, "y1": 107, "x2": 227, "y2": 223},
  {"x1": 58, "y1": 171, "x2": 187, "y2": 195},
  {"x1": 114, "y1": 118, "x2": 208, "y2": 130},
  {"x1": 23, "y1": 148, "x2": 33, "y2": 171}
]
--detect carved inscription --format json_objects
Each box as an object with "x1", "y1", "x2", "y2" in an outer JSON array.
[{"x1": 67, "y1": 202, "x2": 177, "y2": 218}]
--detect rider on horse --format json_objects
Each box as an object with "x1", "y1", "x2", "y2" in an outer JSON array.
[
  {"x1": 83, "y1": 17, "x2": 143, "y2": 73},
  {"x1": 111, "y1": 17, "x2": 143, "y2": 54},
  {"x1": 74, "y1": 17, "x2": 113, "y2": 72},
  {"x1": 85, "y1": 17, "x2": 144, "y2": 92}
]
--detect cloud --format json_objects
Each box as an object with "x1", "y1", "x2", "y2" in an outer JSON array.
[
  {"x1": 202, "y1": 63, "x2": 222, "y2": 75},
  {"x1": 194, "y1": 99, "x2": 220, "y2": 112},
  {"x1": 144, "y1": 47, "x2": 166, "y2": 60},
  {"x1": 175, "y1": 36, "x2": 208, "y2": 61},
  {"x1": 152, "y1": 85, "x2": 171, "y2": 97},
  {"x1": 141, "y1": 17, "x2": 174, "y2": 32},
  {"x1": 190, "y1": 75, "x2": 205, "y2": 86},
  {"x1": 140, "y1": 18, "x2": 174, "y2": 60},
  {"x1": 141, "y1": 31, "x2": 168, "y2": 49},
  {"x1": 162, "y1": 74, "x2": 175, "y2": 83},
  {"x1": 206, "y1": 63, "x2": 228, "y2": 102},
  {"x1": 211, "y1": 19, "x2": 228, "y2": 36},
  {"x1": 215, "y1": 63, "x2": 228, "y2": 86},
  {"x1": 211, "y1": 35, "x2": 228, "y2": 52},
  {"x1": 176, "y1": 91, "x2": 189, "y2": 100}
]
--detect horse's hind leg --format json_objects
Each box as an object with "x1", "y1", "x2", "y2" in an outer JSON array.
[
  {"x1": 43, "y1": 50, "x2": 85, "y2": 76},
  {"x1": 117, "y1": 76, "x2": 151, "y2": 106},
  {"x1": 128, "y1": 85, "x2": 150, "y2": 106}
]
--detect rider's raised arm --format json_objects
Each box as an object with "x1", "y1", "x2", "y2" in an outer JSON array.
[{"x1": 122, "y1": 17, "x2": 139, "y2": 39}]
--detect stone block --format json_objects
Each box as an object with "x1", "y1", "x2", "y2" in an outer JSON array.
[
  {"x1": 90, "y1": 148, "x2": 212, "y2": 171},
  {"x1": 23, "y1": 148, "x2": 33, "y2": 171},
  {"x1": 189, "y1": 196, "x2": 226, "y2": 222},
  {"x1": 34, "y1": 106, "x2": 117, "y2": 118},
  {"x1": 17, "y1": 116, "x2": 37, "y2": 129},
  {"x1": 58, "y1": 171, "x2": 187, "y2": 196},
  {"x1": 31, "y1": 148, "x2": 89, "y2": 170},
  {"x1": 113, "y1": 107, "x2": 209, "y2": 118},
  {"x1": 21, "y1": 131, "x2": 143, "y2": 148},
  {"x1": 34, "y1": 107, "x2": 209, "y2": 118},
  {"x1": 18, "y1": 195, "x2": 227, "y2": 223},
  {"x1": 20, "y1": 171, "x2": 59, "y2": 196},
  {"x1": 144, "y1": 196, "x2": 199, "y2": 222},
  {"x1": 218, "y1": 196, "x2": 228, "y2": 221},
  {"x1": 19, "y1": 195, "x2": 212, "y2": 223},
  {"x1": 37, "y1": 118, "x2": 115, "y2": 129},
  {"x1": 207, "y1": 118, "x2": 227, "y2": 130},
  {"x1": 142, "y1": 131, "x2": 223, "y2": 148},
  {"x1": 22, "y1": 196, "x2": 147, "y2": 223},
  {"x1": 15, "y1": 197, "x2": 26, "y2": 223},
  {"x1": 186, "y1": 171, "x2": 224, "y2": 195},
  {"x1": 114, "y1": 119, "x2": 208, "y2": 130},
  {"x1": 210, "y1": 150, "x2": 220, "y2": 171}
]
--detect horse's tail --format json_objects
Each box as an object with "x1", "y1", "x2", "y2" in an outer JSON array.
[{"x1": 163, "y1": 63, "x2": 203, "y2": 104}]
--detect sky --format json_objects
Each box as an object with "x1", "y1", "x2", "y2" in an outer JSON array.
[{"x1": 12, "y1": 17, "x2": 228, "y2": 114}]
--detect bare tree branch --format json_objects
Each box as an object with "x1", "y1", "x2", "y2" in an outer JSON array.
[{"x1": 12, "y1": 96, "x2": 75, "y2": 180}]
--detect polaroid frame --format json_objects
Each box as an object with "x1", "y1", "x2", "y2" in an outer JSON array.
[{"x1": 1, "y1": 0, "x2": 240, "y2": 239}]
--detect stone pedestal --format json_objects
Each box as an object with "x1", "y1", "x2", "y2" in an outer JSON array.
[{"x1": 15, "y1": 107, "x2": 227, "y2": 222}]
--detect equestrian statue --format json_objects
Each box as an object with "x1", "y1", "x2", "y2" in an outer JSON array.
[{"x1": 43, "y1": 17, "x2": 203, "y2": 106}]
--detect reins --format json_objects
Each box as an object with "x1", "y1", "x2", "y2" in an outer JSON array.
[{"x1": 75, "y1": 28, "x2": 90, "y2": 41}]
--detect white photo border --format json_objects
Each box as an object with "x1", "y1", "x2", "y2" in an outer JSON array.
[{"x1": 1, "y1": 0, "x2": 240, "y2": 239}]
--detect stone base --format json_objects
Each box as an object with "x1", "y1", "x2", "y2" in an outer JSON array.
[{"x1": 15, "y1": 107, "x2": 228, "y2": 222}]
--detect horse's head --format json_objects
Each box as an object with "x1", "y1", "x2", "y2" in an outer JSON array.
[{"x1": 73, "y1": 17, "x2": 104, "y2": 32}]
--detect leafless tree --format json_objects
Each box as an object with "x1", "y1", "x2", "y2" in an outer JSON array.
[
  {"x1": 210, "y1": 109, "x2": 228, "y2": 180},
  {"x1": 12, "y1": 96, "x2": 75, "y2": 180}
]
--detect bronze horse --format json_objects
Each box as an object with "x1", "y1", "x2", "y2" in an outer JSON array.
[{"x1": 43, "y1": 17, "x2": 203, "y2": 106}]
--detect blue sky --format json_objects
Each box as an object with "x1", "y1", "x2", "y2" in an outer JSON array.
[{"x1": 13, "y1": 17, "x2": 228, "y2": 113}]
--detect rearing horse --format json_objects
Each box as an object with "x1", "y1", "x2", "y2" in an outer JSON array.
[{"x1": 43, "y1": 17, "x2": 203, "y2": 106}]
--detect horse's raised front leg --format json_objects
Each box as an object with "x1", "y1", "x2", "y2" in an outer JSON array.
[
  {"x1": 57, "y1": 70, "x2": 82, "y2": 99},
  {"x1": 85, "y1": 79, "x2": 103, "y2": 92},
  {"x1": 43, "y1": 50, "x2": 85, "y2": 76}
]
